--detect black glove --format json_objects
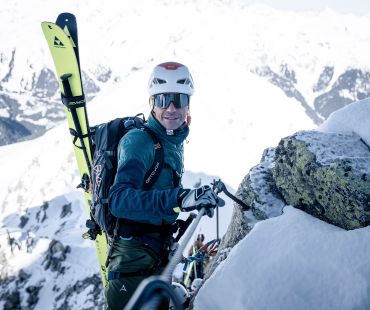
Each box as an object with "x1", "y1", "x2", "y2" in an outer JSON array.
[{"x1": 175, "y1": 185, "x2": 225, "y2": 217}]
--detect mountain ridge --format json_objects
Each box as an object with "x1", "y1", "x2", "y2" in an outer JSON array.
[{"x1": 1, "y1": 1, "x2": 370, "y2": 144}]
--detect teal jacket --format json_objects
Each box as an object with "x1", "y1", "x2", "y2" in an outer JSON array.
[{"x1": 108, "y1": 113, "x2": 189, "y2": 226}]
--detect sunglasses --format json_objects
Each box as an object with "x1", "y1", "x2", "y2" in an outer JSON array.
[{"x1": 152, "y1": 93, "x2": 190, "y2": 109}]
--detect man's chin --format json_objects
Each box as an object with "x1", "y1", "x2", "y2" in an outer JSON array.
[{"x1": 163, "y1": 120, "x2": 182, "y2": 130}]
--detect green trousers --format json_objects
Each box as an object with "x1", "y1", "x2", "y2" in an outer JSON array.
[{"x1": 104, "y1": 238, "x2": 167, "y2": 310}]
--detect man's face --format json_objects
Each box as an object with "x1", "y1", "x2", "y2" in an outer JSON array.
[{"x1": 153, "y1": 103, "x2": 189, "y2": 130}]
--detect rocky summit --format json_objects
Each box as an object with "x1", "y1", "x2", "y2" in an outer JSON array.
[
  {"x1": 273, "y1": 130, "x2": 370, "y2": 230},
  {"x1": 206, "y1": 129, "x2": 370, "y2": 282}
]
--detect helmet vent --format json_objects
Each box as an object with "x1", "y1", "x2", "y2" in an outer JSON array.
[
  {"x1": 177, "y1": 78, "x2": 193, "y2": 88},
  {"x1": 153, "y1": 78, "x2": 167, "y2": 85}
]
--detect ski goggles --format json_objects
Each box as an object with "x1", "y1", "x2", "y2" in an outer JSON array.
[{"x1": 151, "y1": 93, "x2": 190, "y2": 109}]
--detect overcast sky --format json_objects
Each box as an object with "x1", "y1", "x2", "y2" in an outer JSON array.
[{"x1": 245, "y1": 0, "x2": 370, "y2": 15}]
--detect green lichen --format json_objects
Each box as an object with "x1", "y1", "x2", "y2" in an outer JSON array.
[{"x1": 273, "y1": 133, "x2": 370, "y2": 230}]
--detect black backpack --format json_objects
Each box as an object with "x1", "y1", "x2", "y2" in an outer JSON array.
[{"x1": 85, "y1": 114, "x2": 164, "y2": 240}]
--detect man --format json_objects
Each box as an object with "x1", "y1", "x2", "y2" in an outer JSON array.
[
  {"x1": 188, "y1": 233, "x2": 206, "y2": 258},
  {"x1": 185, "y1": 233, "x2": 207, "y2": 287},
  {"x1": 105, "y1": 62, "x2": 224, "y2": 310}
]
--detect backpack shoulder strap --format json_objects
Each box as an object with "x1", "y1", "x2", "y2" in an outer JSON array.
[{"x1": 142, "y1": 127, "x2": 164, "y2": 190}]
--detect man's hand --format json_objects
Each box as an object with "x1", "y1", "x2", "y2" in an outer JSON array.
[{"x1": 174, "y1": 185, "x2": 225, "y2": 217}]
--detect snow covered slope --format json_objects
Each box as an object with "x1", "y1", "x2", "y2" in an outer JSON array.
[{"x1": 195, "y1": 206, "x2": 370, "y2": 310}]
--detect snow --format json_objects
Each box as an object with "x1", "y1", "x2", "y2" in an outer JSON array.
[
  {"x1": 318, "y1": 97, "x2": 370, "y2": 146},
  {"x1": 195, "y1": 206, "x2": 370, "y2": 310},
  {"x1": 294, "y1": 130, "x2": 370, "y2": 168},
  {"x1": 194, "y1": 95, "x2": 370, "y2": 310}
]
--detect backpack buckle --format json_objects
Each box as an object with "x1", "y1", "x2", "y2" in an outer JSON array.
[
  {"x1": 77, "y1": 173, "x2": 90, "y2": 193},
  {"x1": 82, "y1": 219, "x2": 102, "y2": 240}
]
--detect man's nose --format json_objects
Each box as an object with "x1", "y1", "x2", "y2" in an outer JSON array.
[{"x1": 166, "y1": 102, "x2": 177, "y2": 112}]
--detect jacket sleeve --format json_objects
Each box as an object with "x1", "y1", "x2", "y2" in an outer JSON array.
[{"x1": 108, "y1": 130, "x2": 180, "y2": 222}]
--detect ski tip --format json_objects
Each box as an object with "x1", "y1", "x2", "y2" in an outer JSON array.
[
  {"x1": 58, "y1": 12, "x2": 76, "y2": 16},
  {"x1": 41, "y1": 21, "x2": 56, "y2": 26},
  {"x1": 41, "y1": 21, "x2": 63, "y2": 29},
  {"x1": 56, "y1": 12, "x2": 77, "y2": 22},
  {"x1": 41, "y1": 21, "x2": 51, "y2": 30}
]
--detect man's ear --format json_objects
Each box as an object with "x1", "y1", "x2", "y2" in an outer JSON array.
[{"x1": 186, "y1": 110, "x2": 191, "y2": 126}]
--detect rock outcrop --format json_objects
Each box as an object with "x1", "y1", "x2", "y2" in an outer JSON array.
[
  {"x1": 273, "y1": 131, "x2": 370, "y2": 230},
  {"x1": 42, "y1": 239, "x2": 71, "y2": 274},
  {"x1": 205, "y1": 130, "x2": 370, "y2": 281}
]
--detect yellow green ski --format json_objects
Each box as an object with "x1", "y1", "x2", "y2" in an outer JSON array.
[{"x1": 41, "y1": 14, "x2": 108, "y2": 287}]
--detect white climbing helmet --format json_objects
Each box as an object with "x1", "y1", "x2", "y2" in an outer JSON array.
[
  {"x1": 169, "y1": 282, "x2": 189, "y2": 310},
  {"x1": 191, "y1": 278, "x2": 203, "y2": 292},
  {"x1": 148, "y1": 62, "x2": 195, "y2": 96}
]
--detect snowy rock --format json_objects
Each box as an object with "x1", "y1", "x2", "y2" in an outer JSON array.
[
  {"x1": 42, "y1": 239, "x2": 71, "y2": 274},
  {"x1": 19, "y1": 214, "x2": 29, "y2": 228},
  {"x1": 18, "y1": 269, "x2": 31, "y2": 283},
  {"x1": 238, "y1": 148, "x2": 286, "y2": 223},
  {"x1": 1, "y1": 271, "x2": 42, "y2": 310},
  {"x1": 3, "y1": 291, "x2": 20, "y2": 310},
  {"x1": 26, "y1": 285, "x2": 42, "y2": 308},
  {"x1": 54, "y1": 274, "x2": 104, "y2": 310},
  {"x1": 36, "y1": 201, "x2": 49, "y2": 224},
  {"x1": 273, "y1": 130, "x2": 370, "y2": 230},
  {"x1": 33, "y1": 68, "x2": 59, "y2": 97},
  {"x1": 206, "y1": 128, "x2": 370, "y2": 282},
  {"x1": 314, "y1": 69, "x2": 370, "y2": 119},
  {"x1": 60, "y1": 203, "x2": 72, "y2": 219}
]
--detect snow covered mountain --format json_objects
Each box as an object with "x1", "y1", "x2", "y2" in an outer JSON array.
[
  {"x1": 2, "y1": 0, "x2": 370, "y2": 146},
  {"x1": 1, "y1": 1, "x2": 370, "y2": 309}
]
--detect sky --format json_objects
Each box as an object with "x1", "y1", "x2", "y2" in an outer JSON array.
[
  {"x1": 246, "y1": 0, "x2": 370, "y2": 15},
  {"x1": 193, "y1": 97, "x2": 370, "y2": 310}
]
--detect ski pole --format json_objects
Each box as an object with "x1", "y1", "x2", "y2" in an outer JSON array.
[
  {"x1": 163, "y1": 208, "x2": 205, "y2": 282},
  {"x1": 124, "y1": 208, "x2": 206, "y2": 310},
  {"x1": 60, "y1": 74, "x2": 92, "y2": 174}
]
